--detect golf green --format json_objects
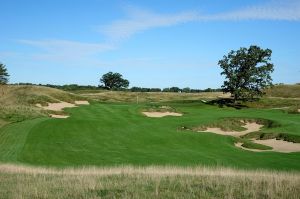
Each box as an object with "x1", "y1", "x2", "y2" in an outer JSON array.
[{"x1": 0, "y1": 102, "x2": 299, "y2": 170}]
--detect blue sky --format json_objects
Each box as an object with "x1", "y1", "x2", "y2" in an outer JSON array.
[{"x1": 0, "y1": 0, "x2": 299, "y2": 89}]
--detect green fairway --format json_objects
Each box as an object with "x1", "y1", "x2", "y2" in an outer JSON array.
[{"x1": 0, "y1": 101, "x2": 300, "y2": 170}]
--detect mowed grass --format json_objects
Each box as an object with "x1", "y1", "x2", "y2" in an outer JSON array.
[
  {"x1": 0, "y1": 101, "x2": 300, "y2": 170},
  {"x1": 1, "y1": 165, "x2": 299, "y2": 199}
]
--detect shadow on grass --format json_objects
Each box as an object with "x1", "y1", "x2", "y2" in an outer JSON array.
[{"x1": 207, "y1": 98, "x2": 252, "y2": 109}]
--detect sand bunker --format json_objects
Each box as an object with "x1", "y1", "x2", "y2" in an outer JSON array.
[
  {"x1": 36, "y1": 101, "x2": 89, "y2": 119},
  {"x1": 235, "y1": 139, "x2": 300, "y2": 153},
  {"x1": 75, "y1": 101, "x2": 89, "y2": 105},
  {"x1": 50, "y1": 114, "x2": 70, "y2": 119},
  {"x1": 36, "y1": 102, "x2": 76, "y2": 111},
  {"x1": 254, "y1": 139, "x2": 300, "y2": 153},
  {"x1": 36, "y1": 101, "x2": 89, "y2": 111},
  {"x1": 201, "y1": 122, "x2": 263, "y2": 137},
  {"x1": 143, "y1": 112, "x2": 182, "y2": 118}
]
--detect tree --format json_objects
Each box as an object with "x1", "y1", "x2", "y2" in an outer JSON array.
[
  {"x1": 182, "y1": 87, "x2": 191, "y2": 93},
  {"x1": 0, "y1": 63, "x2": 9, "y2": 85},
  {"x1": 100, "y1": 72, "x2": 129, "y2": 90},
  {"x1": 218, "y1": 45, "x2": 274, "y2": 101}
]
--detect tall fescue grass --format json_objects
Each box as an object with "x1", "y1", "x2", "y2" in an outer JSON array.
[
  {"x1": 265, "y1": 84, "x2": 300, "y2": 98},
  {"x1": 82, "y1": 90, "x2": 229, "y2": 103},
  {"x1": 0, "y1": 164, "x2": 299, "y2": 199}
]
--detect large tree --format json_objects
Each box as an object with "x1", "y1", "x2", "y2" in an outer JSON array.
[
  {"x1": 0, "y1": 63, "x2": 9, "y2": 85},
  {"x1": 218, "y1": 45, "x2": 274, "y2": 101},
  {"x1": 100, "y1": 72, "x2": 129, "y2": 90}
]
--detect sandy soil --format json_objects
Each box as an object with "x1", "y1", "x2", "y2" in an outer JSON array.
[
  {"x1": 36, "y1": 101, "x2": 89, "y2": 119},
  {"x1": 50, "y1": 114, "x2": 70, "y2": 119},
  {"x1": 75, "y1": 101, "x2": 89, "y2": 105},
  {"x1": 143, "y1": 112, "x2": 182, "y2": 118},
  {"x1": 254, "y1": 139, "x2": 300, "y2": 153},
  {"x1": 36, "y1": 102, "x2": 76, "y2": 111},
  {"x1": 201, "y1": 122, "x2": 263, "y2": 137}
]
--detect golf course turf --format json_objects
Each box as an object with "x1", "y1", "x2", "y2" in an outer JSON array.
[{"x1": 0, "y1": 101, "x2": 299, "y2": 170}]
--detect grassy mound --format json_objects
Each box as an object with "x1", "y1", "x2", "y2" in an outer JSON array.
[
  {"x1": 242, "y1": 132, "x2": 300, "y2": 143},
  {"x1": 240, "y1": 140, "x2": 272, "y2": 150},
  {"x1": 265, "y1": 84, "x2": 300, "y2": 98},
  {"x1": 190, "y1": 118, "x2": 277, "y2": 132},
  {"x1": 0, "y1": 85, "x2": 85, "y2": 126}
]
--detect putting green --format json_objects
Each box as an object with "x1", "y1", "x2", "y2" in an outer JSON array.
[{"x1": 0, "y1": 102, "x2": 299, "y2": 170}]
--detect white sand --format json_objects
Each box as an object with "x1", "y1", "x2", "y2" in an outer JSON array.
[
  {"x1": 50, "y1": 114, "x2": 70, "y2": 119},
  {"x1": 143, "y1": 112, "x2": 182, "y2": 118},
  {"x1": 36, "y1": 101, "x2": 89, "y2": 111},
  {"x1": 36, "y1": 102, "x2": 76, "y2": 111},
  {"x1": 254, "y1": 139, "x2": 300, "y2": 153},
  {"x1": 75, "y1": 101, "x2": 89, "y2": 105},
  {"x1": 36, "y1": 101, "x2": 89, "y2": 119},
  {"x1": 201, "y1": 122, "x2": 263, "y2": 137},
  {"x1": 235, "y1": 139, "x2": 300, "y2": 153}
]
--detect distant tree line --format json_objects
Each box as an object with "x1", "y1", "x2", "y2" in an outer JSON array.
[
  {"x1": 4, "y1": 44, "x2": 276, "y2": 102},
  {"x1": 13, "y1": 82, "x2": 221, "y2": 93}
]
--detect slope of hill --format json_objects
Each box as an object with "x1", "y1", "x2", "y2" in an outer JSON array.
[
  {"x1": 0, "y1": 85, "x2": 85, "y2": 127},
  {"x1": 265, "y1": 84, "x2": 300, "y2": 98}
]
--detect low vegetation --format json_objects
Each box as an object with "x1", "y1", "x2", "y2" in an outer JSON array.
[
  {"x1": 265, "y1": 84, "x2": 300, "y2": 98},
  {"x1": 0, "y1": 165, "x2": 299, "y2": 199},
  {"x1": 82, "y1": 90, "x2": 228, "y2": 103}
]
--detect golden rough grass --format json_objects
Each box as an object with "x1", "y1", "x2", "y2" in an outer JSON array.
[
  {"x1": 82, "y1": 91, "x2": 230, "y2": 103},
  {"x1": 0, "y1": 164, "x2": 299, "y2": 199}
]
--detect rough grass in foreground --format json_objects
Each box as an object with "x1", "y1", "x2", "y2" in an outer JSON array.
[{"x1": 0, "y1": 164, "x2": 299, "y2": 199}]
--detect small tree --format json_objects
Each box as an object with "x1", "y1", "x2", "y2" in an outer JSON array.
[
  {"x1": 0, "y1": 63, "x2": 9, "y2": 85},
  {"x1": 218, "y1": 45, "x2": 274, "y2": 101},
  {"x1": 100, "y1": 72, "x2": 129, "y2": 90}
]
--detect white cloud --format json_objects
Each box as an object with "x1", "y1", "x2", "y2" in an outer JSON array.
[
  {"x1": 18, "y1": 39, "x2": 115, "y2": 62},
  {"x1": 211, "y1": 0, "x2": 300, "y2": 21},
  {"x1": 101, "y1": 1, "x2": 300, "y2": 41},
  {"x1": 15, "y1": 1, "x2": 300, "y2": 66},
  {"x1": 101, "y1": 6, "x2": 198, "y2": 41}
]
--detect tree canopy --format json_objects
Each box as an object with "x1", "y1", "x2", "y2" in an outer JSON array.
[
  {"x1": 0, "y1": 63, "x2": 9, "y2": 85},
  {"x1": 218, "y1": 45, "x2": 274, "y2": 101},
  {"x1": 100, "y1": 72, "x2": 129, "y2": 90}
]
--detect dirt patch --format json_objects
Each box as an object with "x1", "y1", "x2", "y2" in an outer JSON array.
[
  {"x1": 75, "y1": 101, "x2": 89, "y2": 105},
  {"x1": 36, "y1": 102, "x2": 76, "y2": 111},
  {"x1": 50, "y1": 114, "x2": 69, "y2": 119},
  {"x1": 298, "y1": 109, "x2": 300, "y2": 113},
  {"x1": 201, "y1": 122, "x2": 263, "y2": 137},
  {"x1": 143, "y1": 112, "x2": 182, "y2": 118},
  {"x1": 253, "y1": 139, "x2": 300, "y2": 153}
]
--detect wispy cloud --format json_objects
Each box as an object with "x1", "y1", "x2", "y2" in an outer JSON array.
[
  {"x1": 101, "y1": 6, "x2": 198, "y2": 41},
  {"x1": 101, "y1": 1, "x2": 300, "y2": 41},
  {"x1": 211, "y1": 0, "x2": 300, "y2": 21},
  {"x1": 14, "y1": 0, "x2": 300, "y2": 66},
  {"x1": 18, "y1": 39, "x2": 115, "y2": 62}
]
